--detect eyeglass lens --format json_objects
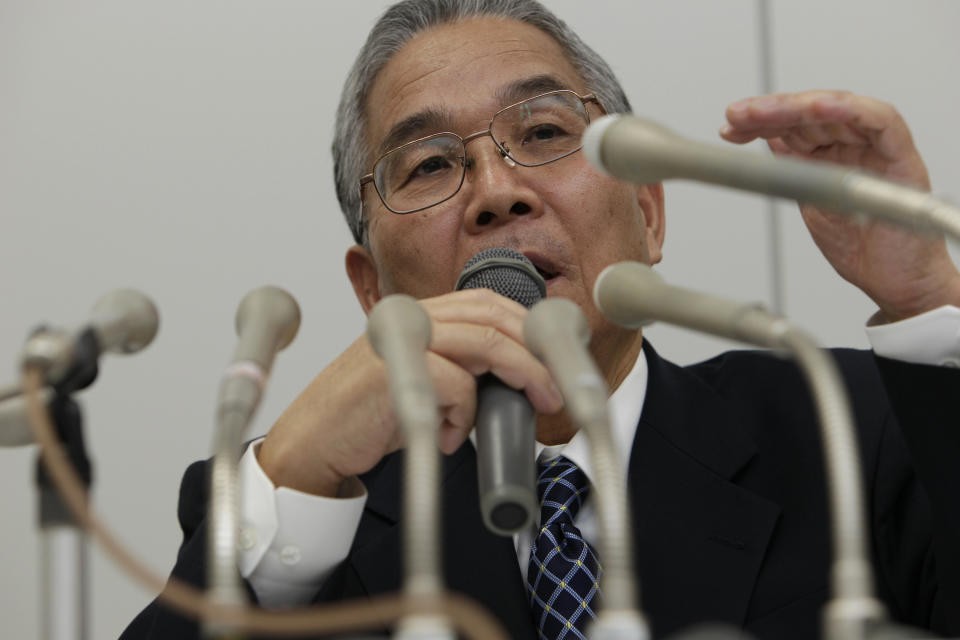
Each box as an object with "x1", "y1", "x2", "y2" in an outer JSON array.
[{"x1": 374, "y1": 91, "x2": 589, "y2": 214}]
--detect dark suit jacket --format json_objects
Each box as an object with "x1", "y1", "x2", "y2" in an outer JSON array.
[{"x1": 122, "y1": 342, "x2": 960, "y2": 639}]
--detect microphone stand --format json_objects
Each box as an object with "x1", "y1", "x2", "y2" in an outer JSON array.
[
  {"x1": 37, "y1": 394, "x2": 91, "y2": 640},
  {"x1": 23, "y1": 328, "x2": 102, "y2": 640},
  {"x1": 524, "y1": 299, "x2": 650, "y2": 640}
]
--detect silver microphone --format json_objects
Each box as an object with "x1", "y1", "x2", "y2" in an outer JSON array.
[
  {"x1": 5, "y1": 289, "x2": 159, "y2": 448},
  {"x1": 582, "y1": 114, "x2": 960, "y2": 238},
  {"x1": 206, "y1": 286, "x2": 300, "y2": 633},
  {"x1": 594, "y1": 262, "x2": 889, "y2": 640},
  {"x1": 368, "y1": 294, "x2": 452, "y2": 639},
  {"x1": 367, "y1": 294, "x2": 437, "y2": 441},
  {"x1": 215, "y1": 285, "x2": 301, "y2": 429},
  {"x1": 593, "y1": 260, "x2": 788, "y2": 346},
  {"x1": 524, "y1": 299, "x2": 649, "y2": 637},
  {"x1": 20, "y1": 288, "x2": 159, "y2": 382}
]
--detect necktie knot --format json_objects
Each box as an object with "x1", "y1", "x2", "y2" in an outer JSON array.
[{"x1": 536, "y1": 456, "x2": 590, "y2": 526}]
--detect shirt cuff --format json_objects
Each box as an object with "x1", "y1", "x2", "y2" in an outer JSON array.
[
  {"x1": 865, "y1": 305, "x2": 960, "y2": 367},
  {"x1": 237, "y1": 437, "x2": 367, "y2": 607}
]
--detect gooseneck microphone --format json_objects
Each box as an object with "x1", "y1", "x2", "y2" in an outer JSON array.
[
  {"x1": 594, "y1": 262, "x2": 890, "y2": 640},
  {"x1": 582, "y1": 114, "x2": 960, "y2": 238},
  {"x1": 368, "y1": 295, "x2": 453, "y2": 638},
  {"x1": 206, "y1": 286, "x2": 301, "y2": 637},
  {"x1": 456, "y1": 248, "x2": 546, "y2": 535}
]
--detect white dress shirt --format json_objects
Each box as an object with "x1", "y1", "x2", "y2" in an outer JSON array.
[{"x1": 237, "y1": 305, "x2": 960, "y2": 607}]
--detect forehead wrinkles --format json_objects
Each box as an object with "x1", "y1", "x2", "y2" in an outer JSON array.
[{"x1": 363, "y1": 19, "x2": 583, "y2": 159}]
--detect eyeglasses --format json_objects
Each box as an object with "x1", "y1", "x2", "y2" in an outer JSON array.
[{"x1": 359, "y1": 90, "x2": 601, "y2": 215}]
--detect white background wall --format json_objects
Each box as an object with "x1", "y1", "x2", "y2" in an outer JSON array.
[{"x1": 1, "y1": 1, "x2": 958, "y2": 638}]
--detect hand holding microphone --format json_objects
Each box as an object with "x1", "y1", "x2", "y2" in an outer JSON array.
[{"x1": 255, "y1": 255, "x2": 561, "y2": 502}]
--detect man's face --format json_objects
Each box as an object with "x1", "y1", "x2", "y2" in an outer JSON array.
[{"x1": 350, "y1": 17, "x2": 664, "y2": 344}]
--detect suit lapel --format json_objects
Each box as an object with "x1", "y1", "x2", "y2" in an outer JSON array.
[
  {"x1": 351, "y1": 444, "x2": 537, "y2": 638},
  {"x1": 632, "y1": 342, "x2": 781, "y2": 638}
]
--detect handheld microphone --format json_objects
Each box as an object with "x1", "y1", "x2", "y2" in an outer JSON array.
[
  {"x1": 456, "y1": 247, "x2": 546, "y2": 536},
  {"x1": 582, "y1": 114, "x2": 960, "y2": 237}
]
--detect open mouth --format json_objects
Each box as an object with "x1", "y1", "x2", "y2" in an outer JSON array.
[
  {"x1": 534, "y1": 265, "x2": 559, "y2": 281},
  {"x1": 523, "y1": 252, "x2": 561, "y2": 283}
]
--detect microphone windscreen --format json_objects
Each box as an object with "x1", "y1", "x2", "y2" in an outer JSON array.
[{"x1": 455, "y1": 247, "x2": 546, "y2": 308}]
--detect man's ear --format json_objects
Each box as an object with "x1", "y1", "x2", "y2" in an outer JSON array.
[
  {"x1": 345, "y1": 244, "x2": 382, "y2": 315},
  {"x1": 637, "y1": 182, "x2": 665, "y2": 265}
]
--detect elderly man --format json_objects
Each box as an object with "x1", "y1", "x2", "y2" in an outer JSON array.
[{"x1": 123, "y1": 1, "x2": 960, "y2": 639}]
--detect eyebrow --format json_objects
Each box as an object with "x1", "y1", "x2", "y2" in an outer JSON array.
[
  {"x1": 376, "y1": 107, "x2": 454, "y2": 157},
  {"x1": 495, "y1": 74, "x2": 571, "y2": 106},
  {"x1": 374, "y1": 74, "x2": 573, "y2": 156}
]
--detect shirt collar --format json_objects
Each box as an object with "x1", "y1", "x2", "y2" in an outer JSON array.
[{"x1": 535, "y1": 344, "x2": 648, "y2": 486}]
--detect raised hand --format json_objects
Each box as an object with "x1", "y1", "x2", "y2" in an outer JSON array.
[{"x1": 720, "y1": 90, "x2": 960, "y2": 321}]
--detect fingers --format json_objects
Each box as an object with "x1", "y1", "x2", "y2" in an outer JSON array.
[
  {"x1": 421, "y1": 288, "x2": 563, "y2": 413},
  {"x1": 423, "y1": 291, "x2": 565, "y2": 453},
  {"x1": 723, "y1": 90, "x2": 893, "y2": 132},
  {"x1": 719, "y1": 91, "x2": 914, "y2": 161},
  {"x1": 420, "y1": 288, "x2": 529, "y2": 344},
  {"x1": 421, "y1": 288, "x2": 564, "y2": 452},
  {"x1": 430, "y1": 321, "x2": 562, "y2": 413},
  {"x1": 426, "y1": 352, "x2": 477, "y2": 454}
]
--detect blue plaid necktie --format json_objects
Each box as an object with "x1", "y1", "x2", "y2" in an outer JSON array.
[{"x1": 526, "y1": 455, "x2": 602, "y2": 639}]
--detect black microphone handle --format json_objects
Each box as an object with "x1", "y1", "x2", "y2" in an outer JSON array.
[
  {"x1": 475, "y1": 374, "x2": 537, "y2": 535},
  {"x1": 456, "y1": 247, "x2": 544, "y2": 536}
]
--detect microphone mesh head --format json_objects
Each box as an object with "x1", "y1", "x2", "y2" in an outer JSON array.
[{"x1": 455, "y1": 247, "x2": 546, "y2": 308}]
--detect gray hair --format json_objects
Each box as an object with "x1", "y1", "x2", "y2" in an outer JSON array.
[{"x1": 332, "y1": 0, "x2": 632, "y2": 245}]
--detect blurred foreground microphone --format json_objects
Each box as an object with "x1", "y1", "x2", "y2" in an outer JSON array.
[
  {"x1": 593, "y1": 261, "x2": 786, "y2": 343},
  {"x1": 5, "y1": 289, "x2": 159, "y2": 447},
  {"x1": 368, "y1": 296, "x2": 452, "y2": 639},
  {"x1": 456, "y1": 248, "x2": 546, "y2": 535},
  {"x1": 20, "y1": 288, "x2": 160, "y2": 385},
  {"x1": 595, "y1": 263, "x2": 899, "y2": 640},
  {"x1": 15, "y1": 289, "x2": 158, "y2": 640},
  {"x1": 582, "y1": 114, "x2": 960, "y2": 235},
  {"x1": 215, "y1": 286, "x2": 300, "y2": 429},
  {"x1": 207, "y1": 286, "x2": 301, "y2": 636}
]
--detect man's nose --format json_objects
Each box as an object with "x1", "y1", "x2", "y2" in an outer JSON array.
[{"x1": 460, "y1": 136, "x2": 543, "y2": 234}]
